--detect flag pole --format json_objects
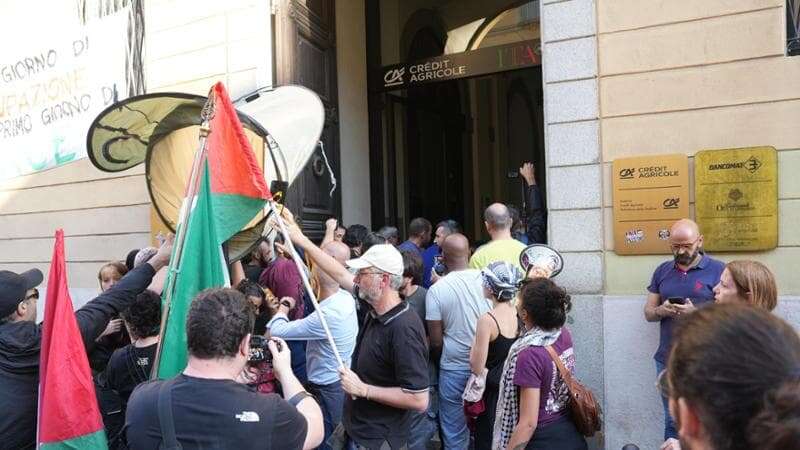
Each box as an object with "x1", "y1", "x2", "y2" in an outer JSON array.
[
  {"x1": 151, "y1": 94, "x2": 216, "y2": 378},
  {"x1": 267, "y1": 201, "x2": 346, "y2": 370}
]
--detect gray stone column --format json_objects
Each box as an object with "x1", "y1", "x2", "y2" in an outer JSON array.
[{"x1": 540, "y1": 1, "x2": 605, "y2": 448}]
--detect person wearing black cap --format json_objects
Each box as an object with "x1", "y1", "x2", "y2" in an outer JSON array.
[{"x1": 0, "y1": 235, "x2": 173, "y2": 450}]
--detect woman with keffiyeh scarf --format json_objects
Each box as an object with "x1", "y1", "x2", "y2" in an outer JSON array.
[{"x1": 492, "y1": 278, "x2": 587, "y2": 450}]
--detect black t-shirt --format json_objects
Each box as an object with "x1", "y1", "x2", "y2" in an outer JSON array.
[
  {"x1": 89, "y1": 328, "x2": 130, "y2": 373},
  {"x1": 104, "y1": 343, "x2": 157, "y2": 403},
  {"x1": 343, "y1": 302, "x2": 429, "y2": 449},
  {"x1": 244, "y1": 264, "x2": 264, "y2": 283},
  {"x1": 125, "y1": 374, "x2": 307, "y2": 450}
]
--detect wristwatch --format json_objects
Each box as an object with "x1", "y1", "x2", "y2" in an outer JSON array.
[{"x1": 288, "y1": 391, "x2": 313, "y2": 407}]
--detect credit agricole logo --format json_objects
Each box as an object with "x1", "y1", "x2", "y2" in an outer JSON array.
[{"x1": 384, "y1": 68, "x2": 405, "y2": 87}]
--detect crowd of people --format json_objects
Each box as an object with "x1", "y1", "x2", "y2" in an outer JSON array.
[{"x1": 0, "y1": 194, "x2": 798, "y2": 450}]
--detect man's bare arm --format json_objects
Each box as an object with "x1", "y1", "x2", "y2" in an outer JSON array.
[
  {"x1": 644, "y1": 292, "x2": 678, "y2": 322},
  {"x1": 427, "y1": 320, "x2": 443, "y2": 365},
  {"x1": 273, "y1": 208, "x2": 355, "y2": 293}
]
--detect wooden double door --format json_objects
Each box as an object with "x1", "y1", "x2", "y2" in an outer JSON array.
[{"x1": 274, "y1": 0, "x2": 341, "y2": 240}]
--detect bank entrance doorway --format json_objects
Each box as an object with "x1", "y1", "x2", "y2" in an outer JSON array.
[{"x1": 369, "y1": 1, "x2": 546, "y2": 242}]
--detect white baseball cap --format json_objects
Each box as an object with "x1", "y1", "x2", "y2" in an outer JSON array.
[{"x1": 346, "y1": 244, "x2": 404, "y2": 276}]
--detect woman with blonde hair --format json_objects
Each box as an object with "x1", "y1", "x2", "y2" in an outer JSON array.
[{"x1": 713, "y1": 260, "x2": 777, "y2": 311}]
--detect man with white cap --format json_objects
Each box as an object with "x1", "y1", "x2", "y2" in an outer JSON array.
[
  {"x1": 0, "y1": 236, "x2": 173, "y2": 450},
  {"x1": 278, "y1": 209, "x2": 430, "y2": 450}
]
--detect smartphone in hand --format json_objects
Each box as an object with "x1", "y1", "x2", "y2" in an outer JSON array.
[{"x1": 667, "y1": 296, "x2": 686, "y2": 305}]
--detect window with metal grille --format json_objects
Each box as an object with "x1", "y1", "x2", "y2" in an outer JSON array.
[{"x1": 789, "y1": 0, "x2": 800, "y2": 55}]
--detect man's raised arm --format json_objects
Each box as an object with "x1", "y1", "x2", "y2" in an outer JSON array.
[
  {"x1": 273, "y1": 208, "x2": 355, "y2": 293},
  {"x1": 76, "y1": 235, "x2": 173, "y2": 347}
]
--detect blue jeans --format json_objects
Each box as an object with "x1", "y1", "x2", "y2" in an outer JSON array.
[
  {"x1": 656, "y1": 361, "x2": 678, "y2": 440},
  {"x1": 408, "y1": 385, "x2": 439, "y2": 450},
  {"x1": 308, "y1": 380, "x2": 345, "y2": 450},
  {"x1": 438, "y1": 368, "x2": 471, "y2": 450}
]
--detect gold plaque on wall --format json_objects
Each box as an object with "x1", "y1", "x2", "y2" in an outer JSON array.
[
  {"x1": 612, "y1": 154, "x2": 690, "y2": 255},
  {"x1": 695, "y1": 147, "x2": 777, "y2": 251}
]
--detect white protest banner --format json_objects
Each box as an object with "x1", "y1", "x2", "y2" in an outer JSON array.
[{"x1": 0, "y1": 7, "x2": 129, "y2": 181}]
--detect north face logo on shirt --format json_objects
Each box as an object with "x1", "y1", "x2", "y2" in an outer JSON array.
[{"x1": 235, "y1": 411, "x2": 261, "y2": 422}]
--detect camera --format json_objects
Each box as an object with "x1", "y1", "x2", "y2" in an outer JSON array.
[{"x1": 248, "y1": 335, "x2": 281, "y2": 363}]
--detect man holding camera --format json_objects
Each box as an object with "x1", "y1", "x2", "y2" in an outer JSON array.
[
  {"x1": 643, "y1": 219, "x2": 723, "y2": 446},
  {"x1": 125, "y1": 288, "x2": 324, "y2": 450}
]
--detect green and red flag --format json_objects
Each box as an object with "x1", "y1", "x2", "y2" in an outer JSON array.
[
  {"x1": 155, "y1": 82, "x2": 271, "y2": 378},
  {"x1": 38, "y1": 229, "x2": 107, "y2": 449}
]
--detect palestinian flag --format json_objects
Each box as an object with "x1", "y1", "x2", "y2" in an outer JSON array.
[
  {"x1": 155, "y1": 82, "x2": 271, "y2": 378},
  {"x1": 38, "y1": 229, "x2": 107, "y2": 449}
]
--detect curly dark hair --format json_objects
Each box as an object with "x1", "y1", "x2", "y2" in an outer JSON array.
[
  {"x1": 120, "y1": 290, "x2": 161, "y2": 339},
  {"x1": 343, "y1": 224, "x2": 369, "y2": 249},
  {"x1": 519, "y1": 277, "x2": 572, "y2": 330},
  {"x1": 186, "y1": 288, "x2": 255, "y2": 359},
  {"x1": 235, "y1": 279, "x2": 271, "y2": 334},
  {"x1": 236, "y1": 279, "x2": 266, "y2": 306}
]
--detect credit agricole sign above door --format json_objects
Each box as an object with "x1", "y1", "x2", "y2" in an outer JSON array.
[{"x1": 374, "y1": 40, "x2": 540, "y2": 92}]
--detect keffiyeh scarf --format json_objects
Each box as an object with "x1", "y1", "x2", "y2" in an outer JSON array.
[{"x1": 491, "y1": 326, "x2": 562, "y2": 449}]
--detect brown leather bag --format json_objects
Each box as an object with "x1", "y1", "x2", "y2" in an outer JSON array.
[{"x1": 545, "y1": 345, "x2": 602, "y2": 437}]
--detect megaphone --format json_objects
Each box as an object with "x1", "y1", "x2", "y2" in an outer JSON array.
[{"x1": 519, "y1": 244, "x2": 564, "y2": 278}]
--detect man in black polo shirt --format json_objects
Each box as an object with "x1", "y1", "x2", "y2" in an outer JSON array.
[{"x1": 278, "y1": 209, "x2": 430, "y2": 449}]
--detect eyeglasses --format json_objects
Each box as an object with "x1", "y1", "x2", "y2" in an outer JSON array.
[
  {"x1": 24, "y1": 289, "x2": 39, "y2": 301},
  {"x1": 656, "y1": 369, "x2": 672, "y2": 398},
  {"x1": 670, "y1": 239, "x2": 699, "y2": 252},
  {"x1": 355, "y1": 270, "x2": 385, "y2": 279}
]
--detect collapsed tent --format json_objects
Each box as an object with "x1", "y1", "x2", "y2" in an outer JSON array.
[{"x1": 86, "y1": 85, "x2": 325, "y2": 260}]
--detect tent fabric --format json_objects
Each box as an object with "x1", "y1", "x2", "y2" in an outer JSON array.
[
  {"x1": 86, "y1": 93, "x2": 265, "y2": 173},
  {"x1": 85, "y1": 85, "x2": 325, "y2": 261},
  {"x1": 147, "y1": 126, "x2": 266, "y2": 232}
]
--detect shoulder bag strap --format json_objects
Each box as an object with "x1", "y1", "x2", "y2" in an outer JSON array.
[
  {"x1": 157, "y1": 378, "x2": 183, "y2": 450},
  {"x1": 545, "y1": 345, "x2": 575, "y2": 386}
]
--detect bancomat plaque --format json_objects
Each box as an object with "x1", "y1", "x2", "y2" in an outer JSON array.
[{"x1": 695, "y1": 147, "x2": 778, "y2": 251}]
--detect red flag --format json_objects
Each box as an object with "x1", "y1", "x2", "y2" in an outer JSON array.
[
  {"x1": 38, "y1": 230, "x2": 107, "y2": 449},
  {"x1": 206, "y1": 82, "x2": 271, "y2": 201},
  {"x1": 204, "y1": 82, "x2": 272, "y2": 243}
]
